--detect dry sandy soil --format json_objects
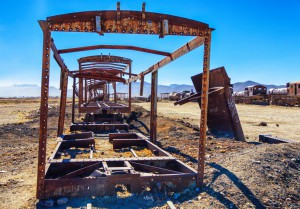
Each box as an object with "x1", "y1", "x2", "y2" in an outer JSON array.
[
  {"x1": 0, "y1": 98, "x2": 299, "y2": 209},
  {"x1": 135, "y1": 101, "x2": 300, "y2": 141}
]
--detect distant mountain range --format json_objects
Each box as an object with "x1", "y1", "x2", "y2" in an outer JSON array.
[
  {"x1": 0, "y1": 84, "x2": 73, "y2": 98},
  {"x1": 0, "y1": 81, "x2": 286, "y2": 98}
]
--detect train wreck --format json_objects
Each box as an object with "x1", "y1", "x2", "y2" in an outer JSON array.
[{"x1": 36, "y1": 2, "x2": 243, "y2": 200}]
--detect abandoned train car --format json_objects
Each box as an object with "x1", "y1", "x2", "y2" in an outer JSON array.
[
  {"x1": 233, "y1": 82, "x2": 300, "y2": 106},
  {"x1": 233, "y1": 84, "x2": 268, "y2": 105}
]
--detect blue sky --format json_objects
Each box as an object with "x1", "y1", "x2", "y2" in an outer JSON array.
[{"x1": 0, "y1": 0, "x2": 299, "y2": 88}]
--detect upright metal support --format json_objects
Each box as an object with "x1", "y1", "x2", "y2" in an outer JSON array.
[
  {"x1": 150, "y1": 71, "x2": 158, "y2": 143},
  {"x1": 72, "y1": 77, "x2": 76, "y2": 124},
  {"x1": 79, "y1": 65, "x2": 83, "y2": 107},
  {"x1": 129, "y1": 63, "x2": 132, "y2": 112},
  {"x1": 57, "y1": 70, "x2": 68, "y2": 136},
  {"x1": 197, "y1": 31, "x2": 211, "y2": 188},
  {"x1": 37, "y1": 21, "x2": 51, "y2": 199},
  {"x1": 84, "y1": 79, "x2": 87, "y2": 103},
  {"x1": 113, "y1": 82, "x2": 117, "y2": 103},
  {"x1": 107, "y1": 82, "x2": 110, "y2": 101},
  {"x1": 140, "y1": 76, "x2": 144, "y2": 96}
]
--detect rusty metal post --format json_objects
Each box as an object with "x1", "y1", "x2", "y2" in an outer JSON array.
[
  {"x1": 129, "y1": 63, "x2": 132, "y2": 112},
  {"x1": 140, "y1": 76, "x2": 144, "y2": 96},
  {"x1": 57, "y1": 70, "x2": 68, "y2": 136},
  {"x1": 197, "y1": 31, "x2": 211, "y2": 188},
  {"x1": 113, "y1": 82, "x2": 117, "y2": 103},
  {"x1": 84, "y1": 79, "x2": 87, "y2": 103},
  {"x1": 150, "y1": 71, "x2": 158, "y2": 143},
  {"x1": 37, "y1": 21, "x2": 51, "y2": 199},
  {"x1": 72, "y1": 77, "x2": 76, "y2": 124},
  {"x1": 79, "y1": 65, "x2": 83, "y2": 108},
  {"x1": 107, "y1": 82, "x2": 110, "y2": 101}
]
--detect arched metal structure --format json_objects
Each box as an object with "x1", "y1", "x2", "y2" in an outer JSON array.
[
  {"x1": 37, "y1": 2, "x2": 213, "y2": 199},
  {"x1": 72, "y1": 55, "x2": 133, "y2": 116}
]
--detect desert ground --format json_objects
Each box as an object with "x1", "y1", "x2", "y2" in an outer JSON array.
[
  {"x1": 136, "y1": 101, "x2": 300, "y2": 141},
  {"x1": 0, "y1": 98, "x2": 299, "y2": 209}
]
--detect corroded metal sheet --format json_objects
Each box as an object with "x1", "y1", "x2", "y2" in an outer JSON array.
[{"x1": 191, "y1": 67, "x2": 245, "y2": 141}]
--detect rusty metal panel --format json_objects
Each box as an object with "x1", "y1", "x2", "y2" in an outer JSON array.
[{"x1": 191, "y1": 66, "x2": 245, "y2": 141}]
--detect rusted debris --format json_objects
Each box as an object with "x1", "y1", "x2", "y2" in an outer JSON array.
[
  {"x1": 191, "y1": 67, "x2": 245, "y2": 141},
  {"x1": 259, "y1": 134, "x2": 298, "y2": 144}
]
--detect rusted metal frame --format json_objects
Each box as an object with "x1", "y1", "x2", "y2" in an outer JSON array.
[
  {"x1": 112, "y1": 139, "x2": 147, "y2": 149},
  {"x1": 109, "y1": 132, "x2": 138, "y2": 142},
  {"x1": 146, "y1": 139, "x2": 173, "y2": 157},
  {"x1": 130, "y1": 149, "x2": 138, "y2": 157},
  {"x1": 150, "y1": 71, "x2": 158, "y2": 143},
  {"x1": 81, "y1": 65, "x2": 125, "y2": 71},
  {"x1": 72, "y1": 77, "x2": 76, "y2": 123},
  {"x1": 197, "y1": 30, "x2": 212, "y2": 188},
  {"x1": 37, "y1": 21, "x2": 51, "y2": 200},
  {"x1": 58, "y1": 162, "x2": 101, "y2": 179},
  {"x1": 62, "y1": 132, "x2": 93, "y2": 140},
  {"x1": 50, "y1": 156, "x2": 176, "y2": 163},
  {"x1": 59, "y1": 138, "x2": 95, "y2": 149},
  {"x1": 130, "y1": 162, "x2": 184, "y2": 174},
  {"x1": 69, "y1": 123, "x2": 129, "y2": 132},
  {"x1": 78, "y1": 55, "x2": 132, "y2": 65},
  {"x1": 129, "y1": 63, "x2": 132, "y2": 112},
  {"x1": 78, "y1": 63, "x2": 83, "y2": 109},
  {"x1": 88, "y1": 81, "x2": 106, "y2": 91},
  {"x1": 48, "y1": 141, "x2": 62, "y2": 161},
  {"x1": 140, "y1": 75, "x2": 144, "y2": 96},
  {"x1": 107, "y1": 82, "x2": 110, "y2": 101},
  {"x1": 174, "y1": 92, "x2": 201, "y2": 106},
  {"x1": 47, "y1": 11, "x2": 209, "y2": 36},
  {"x1": 74, "y1": 75, "x2": 126, "y2": 83},
  {"x1": 127, "y1": 36, "x2": 205, "y2": 84},
  {"x1": 84, "y1": 79, "x2": 87, "y2": 103},
  {"x1": 57, "y1": 70, "x2": 68, "y2": 136},
  {"x1": 113, "y1": 82, "x2": 117, "y2": 103},
  {"x1": 81, "y1": 62, "x2": 128, "y2": 68},
  {"x1": 72, "y1": 69, "x2": 137, "y2": 76},
  {"x1": 58, "y1": 45, "x2": 171, "y2": 57},
  {"x1": 43, "y1": 174, "x2": 195, "y2": 198}
]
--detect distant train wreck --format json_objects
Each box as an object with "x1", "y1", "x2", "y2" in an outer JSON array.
[{"x1": 233, "y1": 81, "x2": 300, "y2": 106}]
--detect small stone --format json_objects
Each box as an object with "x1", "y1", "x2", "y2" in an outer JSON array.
[
  {"x1": 259, "y1": 122, "x2": 267, "y2": 126},
  {"x1": 57, "y1": 197, "x2": 68, "y2": 205},
  {"x1": 45, "y1": 199, "x2": 54, "y2": 207}
]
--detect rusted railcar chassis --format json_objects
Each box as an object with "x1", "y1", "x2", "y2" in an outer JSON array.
[
  {"x1": 37, "y1": 3, "x2": 212, "y2": 199},
  {"x1": 44, "y1": 132, "x2": 197, "y2": 198}
]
